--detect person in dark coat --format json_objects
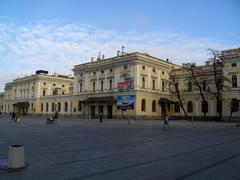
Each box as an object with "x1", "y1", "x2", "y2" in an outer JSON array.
[
  {"x1": 99, "y1": 112, "x2": 103, "y2": 123},
  {"x1": 163, "y1": 111, "x2": 171, "y2": 130},
  {"x1": 11, "y1": 112, "x2": 16, "y2": 121}
]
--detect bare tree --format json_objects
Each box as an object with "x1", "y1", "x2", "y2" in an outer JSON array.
[
  {"x1": 186, "y1": 65, "x2": 208, "y2": 120},
  {"x1": 168, "y1": 70, "x2": 189, "y2": 120},
  {"x1": 206, "y1": 49, "x2": 230, "y2": 121}
]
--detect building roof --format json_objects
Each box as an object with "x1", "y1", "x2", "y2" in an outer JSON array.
[{"x1": 73, "y1": 52, "x2": 181, "y2": 71}]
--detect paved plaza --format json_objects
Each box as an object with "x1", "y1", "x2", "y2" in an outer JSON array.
[{"x1": 0, "y1": 116, "x2": 240, "y2": 180}]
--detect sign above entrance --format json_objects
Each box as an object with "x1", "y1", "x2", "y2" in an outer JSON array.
[{"x1": 117, "y1": 95, "x2": 134, "y2": 110}]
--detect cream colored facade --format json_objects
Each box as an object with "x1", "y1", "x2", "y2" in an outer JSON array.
[
  {"x1": 72, "y1": 52, "x2": 180, "y2": 119},
  {"x1": 1, "y1": 71, "x2": 74, "y2": 115},
  {"x1": 170, "y1": 48, "x2": 240, "y2": 120},
  {"x1": 1, "y1": 48, "x2": 239, "y2": 120}
]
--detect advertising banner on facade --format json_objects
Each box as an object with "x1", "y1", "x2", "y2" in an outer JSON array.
[
  {"x1": 117, "y1": 95, "x2": 134, "y2": 110},
  {"x1": 117, "y1": 79, "x2": 133, "y2": 91}
]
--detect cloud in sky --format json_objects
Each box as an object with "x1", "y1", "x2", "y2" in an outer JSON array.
[{"x1": 0, "y1": 20, "x2": 238, "y2": 91}]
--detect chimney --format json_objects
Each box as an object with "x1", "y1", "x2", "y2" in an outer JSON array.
[
  {"x1": 91, "y1": 57, "x2": 94, "y2": 62},
  {"x1": 166, "y1": 58, "x2": 169, "y2": 62},
  {"x1": 102, "y1": 54, "x2": 104, "y2": 60},
  {"x1": 117, "y1": 51, "x2": 120, "y2": 56}
]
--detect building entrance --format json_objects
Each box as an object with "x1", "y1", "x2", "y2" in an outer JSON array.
[
  {"x1": 107, "y1": 105, "x2": 112, "y2": 119},
  {"x1": 91, "y1": 106, "x2": 95, "y2": 119},
  {"x1": 99, "y1": 105, "x2": 104, "y2": 116}
]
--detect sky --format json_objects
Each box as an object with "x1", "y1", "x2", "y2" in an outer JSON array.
[{"x1": 0, "y1": 0, "x2": 239, "y2": 91}]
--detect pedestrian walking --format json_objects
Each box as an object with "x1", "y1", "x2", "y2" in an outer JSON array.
[
  {"x1": 99, "y1": 112, "x2": 103, "y2": 123},
  {"x1": 15, "y1": 112, "x2": 20, "y2": 123},
  {"x1": 163, "y1": 112, "x2": 171, "y2": 130},
  {"x1": 11, "y1": 112, "x2": 16, "y2": 121}
]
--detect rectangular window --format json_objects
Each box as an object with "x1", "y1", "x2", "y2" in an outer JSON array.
[
  {"x1": 231, "y1": 63, "x2": 237, "y2": 67},
  {"x1": 142, "y1": 66, "x2": 145, "y2": 70},
  {"x1": 93, "y1": 82, "x2": 95, "y2": 92},
  {"x1": 217, "y1": 100, "x2": 222, "y2": 113},
  {"x1": 101, "y1": 80, "x2": 104, "y2": 91},
  {"x1": 80, "y1": 82, "x2": 82, "y2": 93},
  {"x1": 162, "y1": 81, "x2": 165, "y2": 92},
  {"x1": 109, "y1": 79, "x2": 113, "y2": 90},
  {"x1": 152, "y1": 79, "x2": 155, "y2": 90}
]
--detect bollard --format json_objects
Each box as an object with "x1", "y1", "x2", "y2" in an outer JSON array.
[{"x1": 8, "y1": 145, "x2": 25, "y2": 170}]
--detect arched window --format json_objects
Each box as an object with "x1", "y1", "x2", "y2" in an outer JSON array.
[
  {"x1": 202, "y1": 101, "x2": 208, "y2": 113},
  {"x1": 188, "y1": 81, "x2": 192, "y2": 92},
  {"x1": 43, "y1": 89, "x2": 46, "y2": 96},
  {"x1": 175, "y1": 102, "x2": 180, "y2": 112},
  {"x1": 46, "y1": 103, "x2": 49, "y2": 112},
  {"x1": 142, "y1": 77, "x2": 145, "y2": 88},
  {"x1": 141, "y1": 99, "x2": 146, "y2": 111},
  {"x1": 64, "y1": 102, "x2": 68, "y2": 112},
  {"x1": 202, "y1": 80, "x2": 207, "y2": 91},
  {"x1": 52, "y1": 102, "x2": 55, "y2": 112},
  {"x1": 187, "y1": 101, "x2": 193, "y2": 113},
  {"x1": 231, "y1": 98, "x2": 239, "y2": 112},
  {"x1": 58, "y1": 102, "x2": 61, "y2": 112},
  {"x1": 232, "y1": 75, "x2": 237, "y2": 88},
  {"x1": 152, "y1": 100, "x2": 156, "y2": 112},
  {"x1": 41, "y1": 103, "x2": 43, "y2": 112}
]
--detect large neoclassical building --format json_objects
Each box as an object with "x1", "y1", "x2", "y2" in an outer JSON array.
[
  {"x1": 0, "y1": 70, "x2": 74, "y2": 115},
  {"x1": 0, "y1": 48, "x2": 239, "y2": 120}
]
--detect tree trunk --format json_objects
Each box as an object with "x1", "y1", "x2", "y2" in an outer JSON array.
[{"x1": 181, "y1": 105, "x2": 189, "y2": 120}]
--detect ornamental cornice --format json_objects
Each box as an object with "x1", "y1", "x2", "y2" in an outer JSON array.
[{"x1": 38, "y1": 76, "x2": 74, "y2": 83}]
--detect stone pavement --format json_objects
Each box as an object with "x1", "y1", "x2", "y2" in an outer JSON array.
[{"x1": 0, "y1": 116, "x2": 240, "y2": 180}]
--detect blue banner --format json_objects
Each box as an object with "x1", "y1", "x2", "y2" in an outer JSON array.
[{"x1": 117, "y1": 95, "x2": 134, "y2": 110}]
